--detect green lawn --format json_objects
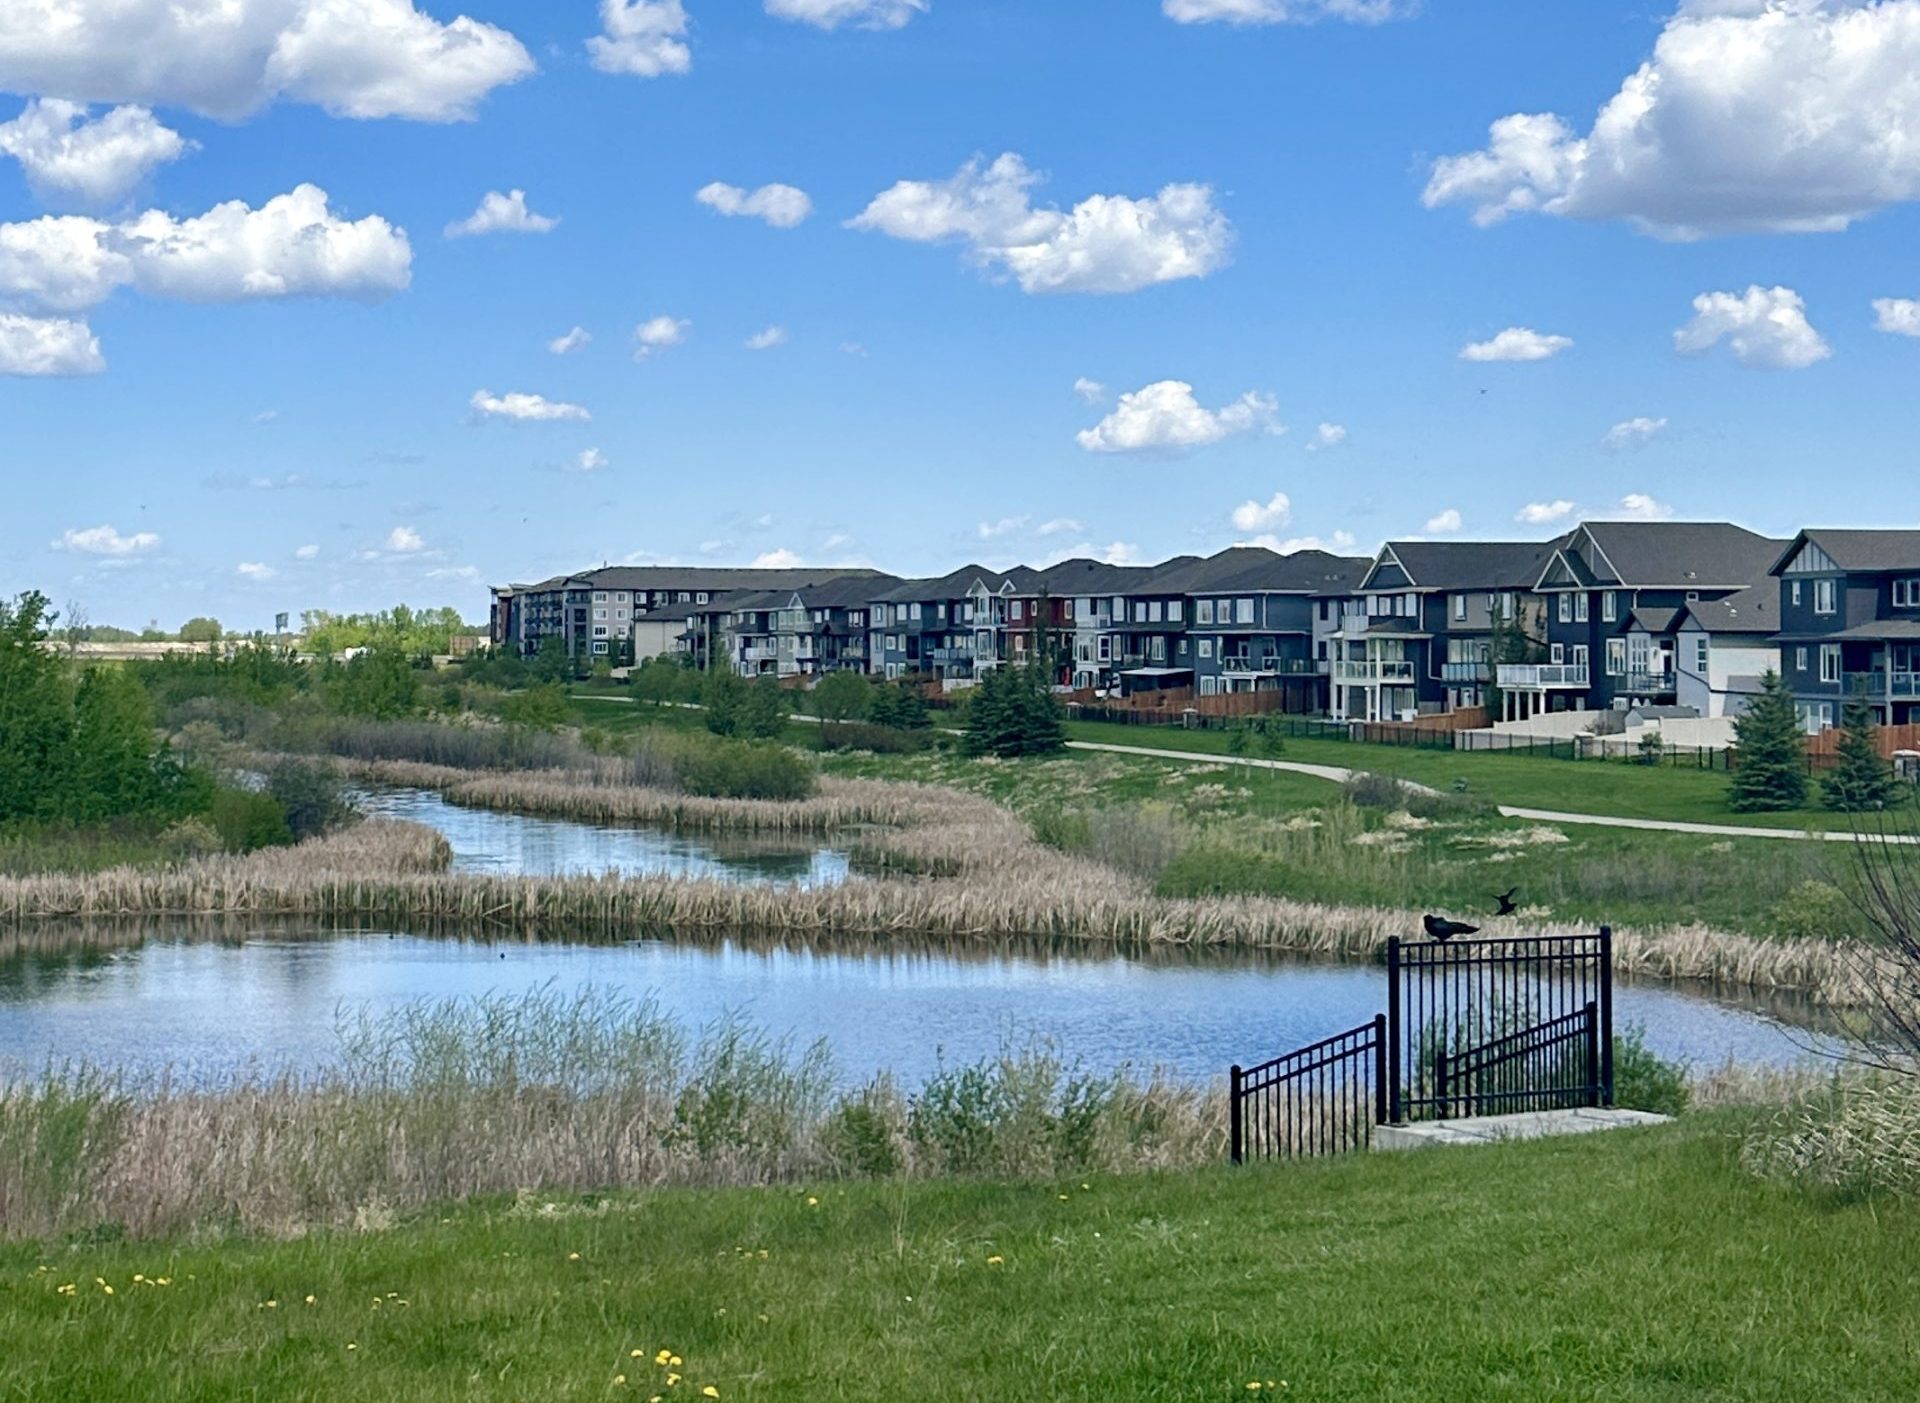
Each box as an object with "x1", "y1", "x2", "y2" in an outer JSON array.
[
  {"x1": 4, "y1": 1118, "x2": 1914, "y2": 1401},
  {"x1": 1066, "y1": 720, "x2": 1911, "y2": 833}
]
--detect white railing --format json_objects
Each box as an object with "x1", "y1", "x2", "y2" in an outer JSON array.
[
  {"x1": 1333, "y1": 660, "x2": 1416, "y2": 684},
  {"x1": 1497, "y1": 663, "x2": 1590, "y2": 689}
]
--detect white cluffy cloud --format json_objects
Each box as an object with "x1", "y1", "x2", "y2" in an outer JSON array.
[
  {"x1": 1602, "y1": 416, "x2": 1669, "y2": 452},
  {"x1": 0, "y1": 313, "x2": 104, "y2": 376},
  {"x1": 237, "y1": 561, "x2": 277, "y2": 581},
  {"x1": 1459, "y1": 327, "x2": 1572, "y2": 362},
  {"x1": 574, "y1": 448, "x2": 609, "y2": 472},
  {"x1": 1425, "y1": 508, "x2": 1463, "y2": 534},
  {"x1": 634, "y1": 314, "x2": 689, "y2": 358},
  {"x1": 767, "y1": 0, "x2": 927, "y2": 28},
  {"x1": 548, "y1": 326, "x2": 592, "y2": 355},
  {"x1": 1304, "y1": 421, "x2": 1346, "y2": 453},
  {"x1": 590, "y1": 0, "x2": 692, "y2": 78},
  {"x1": 1673, "y1": 285, "x2": 1830, "y2": 370},
  {"x1": 1164, "y1": 0, "x2": 1415, "y2": 24},
  {"x1": 445, "y1": 189, "x2": 557, "y2": 238},
  {"x1": 696, "y1": 181, "x2": 813, "y2": 228},
  {"x1": 0, "y1": 0, "x2": 533, "y2": 122},
  {"x1": 745, "y1": 325, "x2": 789, "y2": 351},
  {"x1": 385, "y1": 526, "x2": 426, "y2": 553},
  {"x1": 1240, "y1": 529, "x2": 1360, "y2": 555},
  {"x1": 1076, "y1": 380, "x2": 1278, "y2": 454},
  {"x1": 752, "y1": 547, "x2": 806, "y2": 569},
  {"x1": 1611, "y1": 493, "x2": 1674, "y2": 523},
  {"x1": 851, "y1": 152, "x2": 1233, "y2": 295},
  {"x1": 1872, "y1": 297, "x2": 1920, "y2": 337},
  {"x1": 470, "y1": 389, "x2": 591, "y2": 422},
  {"x1": 1424, "y1": 1, "x2": 1920, "y2": 240},
  {"x1": 295, "y1": 544, "x2": 320, "y2": 560},
  {"x1": 1515, "y1": 500, "x2": 1576, "y2": 526},
  {"x1": 55, "y1": 523, "x2": 158, "y2": 556},
  {"x1": 1230, "y1": 491, "x2": 1292, "y2": 534},
  {"x1": 1072, "y1": 377, "x2": 1107, "y2": 404},
  {"x1": 0, "y1": 99, "x2": 192, "y2": 205},
  {"x1": 0, "y1": 184, "x2": 410, "y2": 312}
]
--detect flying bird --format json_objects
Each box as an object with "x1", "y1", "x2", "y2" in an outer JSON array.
[
  {"x1": 1493, "y1": 888, "x2": 1519, "y2": 916},
  {"x1": 1423, "y1": 913, "x2": 1480, "y2": 942}
]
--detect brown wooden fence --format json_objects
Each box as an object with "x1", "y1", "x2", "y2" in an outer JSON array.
[
  {"x1": 1804, "y1": 722, "x2": 1920, "y2": 764},
  {"x1": 1064, "y1": 686, "x2": 1293, "y2": 719}
]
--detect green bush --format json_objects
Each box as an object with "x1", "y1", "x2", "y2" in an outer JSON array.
[
  {"x1": 869, "y1": 683, "x2": 931, "y2": 731},
  {"x1": 497, "y1": 682, "x2": 570, "y2": 731},
  {"x1": 822, "y1": 1080, "x2": 906, "y2": 1178},
  {"x1": 672, "y1": 739, "x2": 815, "y2": 801},
  {"x1": 207, "y1": 788, "x2": 293, "y2": 852},
  {"x1": 265, "y1": 760, "x2": 356, "y2": 840},
  {"x1": 1610, "y1": 1027, "x2": 1690, "y2": 1117},
  {"x1": 1769, "y1": 880, "x2": 1862, "y2": 941},
  {"x1": 817, "y1": 722, "x2": 933, "y2": 754}
]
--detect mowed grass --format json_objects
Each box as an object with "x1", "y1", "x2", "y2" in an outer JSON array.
[{"x1": 3, "y1": 1118, "x2": 1915, "y2": 1401}]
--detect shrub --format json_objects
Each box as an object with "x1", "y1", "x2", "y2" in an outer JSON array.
[
  {"x1": 206, "y1": 788, "x2": 293, "y2": 852},
  {"x1": 671, "y1": 740, "x2": 815, "y2": 801},
  {"x1": 822, "y1": 1079, "x2": 906, "y2": 1179},
  {"x1": 265, "y1": 760, "x2": 357, "y2": 841},
  {"x1": 962, "y1": 664, "x2": 1064, "y2": 758},
  {"x1": 1610, "y1": 1027, "x2": 1690, "y2": 1117},
  {"x1": 1083, "y1": 804, "x2": 1186, "y2": 880},
  {"x1": 1028, "y1": 804, "x2": 1091, "y2": 853},
  {"x1": 1744, "y1": 1078, "x2": 1920, "y2": 1198},
  {"x1": 817, "y1": 722, "x2": 933, "y2": 755},
  {"x1": 1769, "y1": 880, "x2": 1861, "y2": 941},
  {"x1": 497, "y1": 682, "x2": 571, "y2": 731},
  {"x1": 1343, "y1": 772, "x2": 1410, "y2": 809},
  {"x1": 869, "y1": 684, "x2": 931, "y2": 731}
]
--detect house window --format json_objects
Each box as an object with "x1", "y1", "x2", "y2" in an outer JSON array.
[
  {"x1": 1097, "y1": 637, "x2": 1111, "y2": 662},
  {"x1": 1894, "y1": 579, "x2": 1920, "y2": 609},
  {"x1": 1197, "y1": 600, "x2": 1215, "y2": 625},
  {"x1": 1575, "y1": 594, "x2": 1589, "y2": 623},
  {"x1": 1605, "y1": 639, "x2": 1625, "y2": 676},
  {"x1": 1010, "y1": 601, "x2": 1024, "y2": 621},
  {"x1": 1814, "y1": 579, "x2": 1837, "y2": 615},
  {"x1": 1198, "y1": 639, "x2": 1213, "y2": 659},
  {"x1": 1063, "y1": 599, "x2": 1075, "y2": 621},
  {"x1": 1557, "y1": 594, "x2": 1572, "y2": 623},
  {"x1": 594, "y1": 609, "x2": 607, "y2": 620},
  {"x1": 1693, "y1": 638, "x2": 1709, "y2": 675},
  {"x1": 1790, "y1": 581, "x2": 1802, "y2": 607},
  {"x1": 1149, "y1": 601, "x2": 1163, "y2": 623},
  {"x1": 592, "y1": 626, "x2": 608, "y2": 638},
  {"x1": 1453, "y1": 594, "x2": 1467, "y2": 622},
  {"x1": 1820, "y1": 644, "x2": 1841, "y2": 684},
  {"x1": 1550, "y1": 643, "x2": 1565, "y2": 664},
  {"x1": 1795, "y1": 646, "x2": 1808, "y2": 673},
  {"x1": 1602, "y1": 592, "x2": 1618, "y2": 622},
  {"x1": 908, "y1": 603, "x2": 921, "y2": 621},
  {"x1": 1239, "y1": 599, "x2": 1256, "y2": 624},
  {"x1": 594, "y1": 592, "x2": 607, "y2": 603},
  {"x1": 1168, "y1": 600, "x2": 1184, "y2": 622},
  {"x1": 1572, "y1": 644, "x2": 1589, "y2": 675}
]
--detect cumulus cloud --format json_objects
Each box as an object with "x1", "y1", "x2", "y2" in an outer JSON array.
[
  {"x1": 470, "y1": 389, "x2": 590, "y2": 422},
  {"x1": 1035, "y1": 539, "x2": 1144, "y2": 568},
  {"x1": 0, "y1": 313, "x2": 103, "y2": 376},
  {"x1": 1602, "y1": 416, "x2": 1669, "y2": 452},
  {"x1": 1610, "y1": 493, "x2": 1674, "y2": 522},
  {"x1": 445, "y1": 189, "x2": 556, "y2": 238},
  {"x1": 590, "y1": 0, "x2": 692, "y2": 78},
  {"x1": 54, "y1": 523, "x2": 158, "y2": 556},
  {"x1": 1239, "y1": 530, "x2": 1360, "y2": 555},
  {"x1": 751, "y1": 547, "x2": 806, "y2": 568},
  {"x1": 1037, "y1": 518, "x2": 1082, "y2": 536},
  {"x1": 574, "y1": 447, "x2": 608, "y2": 472},
  {"x1": 766, "y1": 0, "x2": 927, "y2": 28},
  {"x1": 850, "y1": 152, "x2": 1233, "y2": 295},
  {"x1": 295, "y1": 544, "x2": 320, "y2": 560},
  {"x1": 0, "y1": 99, "x2": 191, "y2": 206},
  {"x1": 0, "y1": 184, "x2": 410, "y2": 313},
  {"x1": 978, "y1": 516, "x2": 1027, "y2": 539},
  {"x1": 1304, "y1": 422, "x2": 1346, "y2": 453},
  {"x1": 1425, "y1": 508, "x2": 1463, "y2": 534},
  {"x1": 634, "y1": 314, "x2": 689, "y2": 358},
  {"x1": 1459, "y1": 327, "x2": 1572, "y2": 362},
  {"x1": 0, "y1": 0, "x2": 533, "y2": 122},
  {"x1": 1515, "y1": 500, "x2": 1576, "y2": 526},
  {"x1": 1163, "y1": 0, "x2": 1416, "y2": 23},
  {"x1": 548, "y1": 325, "x2": 591, "y2": 355},
  {"x1": 237, "y1": 561, "x2": 277, "y2": 580},
  {"x1": 1673, "y1": 285, "x2": 1830, "y2": 370},
  {"x1": 745, "y1": 325, "x2": 789, "y2": 351},
  {"x1": 1872, "y1": 297, "x2": 1920, "y2": 337},
  {"x1": 695, "y1": 180, "x2": 813, "y2": 228},
  {"x1": 1424, "y1": 1, "x2": 1920, "y2": 240},
  {"x1": 1230, "y1": 491, "x2": 1292, "y2": 534},
  {"x1": 1077, "y1": 380, "x2": 1278, "y2": 454},
  {"x1": 1072, "y1": 376, "x2": 1107, "y2": 404},
  {"x1": 385, "y1": 525, "x2": 426, "y2": 553}
]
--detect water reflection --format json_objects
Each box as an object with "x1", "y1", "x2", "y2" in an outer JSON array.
[
  {"x1": 0, "y1": 924, "x2": 1845, "y2": 1090},
  {"x1": 352, "y1": 786, "x2": 850, "y2": 887}
]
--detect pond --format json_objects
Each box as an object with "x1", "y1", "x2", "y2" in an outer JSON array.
[{"x1": 0, "y1": 790, "x2": 1844, "y2": 1089}]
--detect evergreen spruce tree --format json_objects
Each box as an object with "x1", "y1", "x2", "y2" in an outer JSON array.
[
  {"x1": 1729, "y1": 670, "x2": 1808, "y2": 813},
  {"x1": 1823, "y1": 689, "x2": 1900, "y2": 812},
  {"x1": 962, "y1": 663, "x2": 1064, "y2": 758}
]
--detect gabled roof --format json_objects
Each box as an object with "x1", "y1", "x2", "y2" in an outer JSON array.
[
  {"x1": 872, "y1": 564, "x2": 1026, "y2": 603},
  {"x1": 1554, "y1": 522, "x2": 1784, "y2": 590},
  {"x1": 1029, "y1": 557, "x2": 1162, "y2": 595},
  {"x1": 1770, "y1": 528, "x2": 1920, "y2": 575},
  {"x1": 1676, "y1": 582, "x2": 1777, "y2": 636},
  {"x1": 1140, "y1": 546, "x2": 1371, "y2": 596},
  {"x1": 498, "y1": 565, "x2": 884, "y2": 596},
  {"x1": 1361, "y1": 539, "x2": 1558, "y2": 593},
  {"x1": 1625, "y1": 605, "x2": 1681, "y2": 635},
  {"x1": 789, "y1": 574, "x2": 902, "y2": 609}
]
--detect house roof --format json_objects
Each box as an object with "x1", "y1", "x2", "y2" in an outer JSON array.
[
  {"x1": 1142, "y1": 546, "x2": 1371, "y2": 596},
  {"x1": 1826, "y1": 619, "x2": 1920, "y2": 641},
  {"x1": 872, "y1": 563, "x2": 1032, "y2": 603},
  {"x1": 1770, "y1": 528, "x2": 1920, "y2": 575},
  {"x1": 499, "y1": 565, "x2": 883, "y2": 596},
  {"x1": 788, "y1": 574, "x2": 901, "y2": 609},
  {"x1": 1364, "y1": 539, "x2": 1558, "y2": 592},
  {"x1": 1676, "y1": 583, "x2": 1777, "y2": 636},
  {"x1": 1030, "y1": 557, "x2": 1162, "y2": 595},
  {"x1": 1563, "y1": 521, "x2": 1784, "y2": 590},
  {"x1": 1626, "y1": 605, "x2": 1681, "y2": 635}
]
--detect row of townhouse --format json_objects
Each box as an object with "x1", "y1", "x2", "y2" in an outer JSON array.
[{"x1": 490, "y1": 525, "x2": 1920, "y2": 733}]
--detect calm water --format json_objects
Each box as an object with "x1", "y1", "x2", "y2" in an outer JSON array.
[{"x1": 0, "y1": 790, "x2": 1841, "y2": 1088}]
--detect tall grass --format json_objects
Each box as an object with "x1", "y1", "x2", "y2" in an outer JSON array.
[{"x1": 0, "y1": 990, "x2": 1217, "y2": 1240}]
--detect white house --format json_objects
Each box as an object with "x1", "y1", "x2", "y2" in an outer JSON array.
[{"x1": 1673, "y1": 584, "x2": 1780, "y2": 718}]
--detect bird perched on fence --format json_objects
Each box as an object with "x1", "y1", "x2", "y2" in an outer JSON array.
[
  {"x1": 1493, "y1": 888, "x2": 1519, "y2": 916},
  {"x1": 1423, "y1": 913, "x2": 1480, "y2": 942}
]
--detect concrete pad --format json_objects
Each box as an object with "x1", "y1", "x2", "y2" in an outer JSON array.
[{"x1": 1374, "y1": 1107, "x2": 1670, "y2": 1152}]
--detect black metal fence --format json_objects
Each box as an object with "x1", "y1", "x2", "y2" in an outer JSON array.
[
  {"x1": 1230, "y1": 1015, "x2": 1386, "y2": 1163},
  {"x1": 1387, "y1": 930, "x2": 1613, "y2": 1125},
  {"x1": 1433, "y1": 1002, "x2": 1599, "y2": 1120}
]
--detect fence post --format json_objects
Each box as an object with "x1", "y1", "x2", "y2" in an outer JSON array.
[
  {"x1": 1385, "y1": 937, "x2": 1403, "y2": 1125},
  {"x1": 1434, "y1": 1046, "x2": 1449, "y2": 1121},
  {"x1": 1598, "y1": 926, "x2": 1615, "y2": 1107},
  {"x1": 1229, "y1": 1064, "x2": 1244, "y2": 1164},
  {"x1": 1583, "y1": 1002, "x2": 1601, "y2": 1109},
  {"x1": 1371, "y1": 1013, "x2": 1388, "y2": 1127}
]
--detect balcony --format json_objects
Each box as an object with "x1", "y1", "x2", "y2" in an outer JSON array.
[
  {"x1": 1441, "y1": 661, "x2": 1491, "y2": 683},
  {"x1": 1219, "y1": 656, "x2": 1320, "y2": 676},
  {"x1": 1334, "y1": 660, "x2": 1417, "y2": 684},
  {"x1": 1847, "y1": 669, "x2": 1920, "y2": 699},
  {"x1": 1620, "y1": 670, "x2": 1677, "y2": 695},
  {"x1": 927, "y1": 647, "x2": 973, "y2": 664},
  {"x1": 1497, "y1": 663, "x2": 1590, "y2": 690}
]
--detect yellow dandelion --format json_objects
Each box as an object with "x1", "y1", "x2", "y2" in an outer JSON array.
[
  {"x1": 305, "y1": 1295, "x2": 317, "y2": 1306},
  {"x1": 346, "y1": 1343, "x2": 357, "y2": 1352},
  {"x1": 985, "y1": 1255, "x2": 1004, "y2": 1267},
  {"x1": 665, "y1": 1373, "x2": 681, "y2": 1386},
  {"x1": 1058, "y1": 1194, "x2": 1069, "y2": 1201},
  {"x1": 631, "y1": 1350, "x2": 646, "y2": 1359},
  {"x1": 155, "y1": 1277, "x2": 171, "y2": 1286},
  {"x1": 702, "y1": 1387, "x2": 720, "y2": 1399},
  {"x1": 669, "y1": 1356, "x2": 682, "y2": 1368},
  {"x1": 132, "y1": 1274, "x2": 146, "y2": 1283},
  {"x1": 805, "y1": 1196, "x2": 819, "y2": 1208},
  {"x1": 614, "y1": 1375, "x2": 628, "y2": 1387},
  {"x1": 568, "y1": 1252, "x2": 582, "y2": 1262},
  {"x1": 101, "y1": 1284, "x2": 114, "y2": 1296},
  {"x1": 655, "y1": 1350, "x2": 672, "y2": 1366}
]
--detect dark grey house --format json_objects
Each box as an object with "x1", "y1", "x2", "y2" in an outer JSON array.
[{"x1": 1770, "y1": 528, "x2": 1920, "y2": 731}]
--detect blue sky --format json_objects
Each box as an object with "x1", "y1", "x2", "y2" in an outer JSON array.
[{"x1": 5, "y1": 0, "x2": 1920, "y2": 630}]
